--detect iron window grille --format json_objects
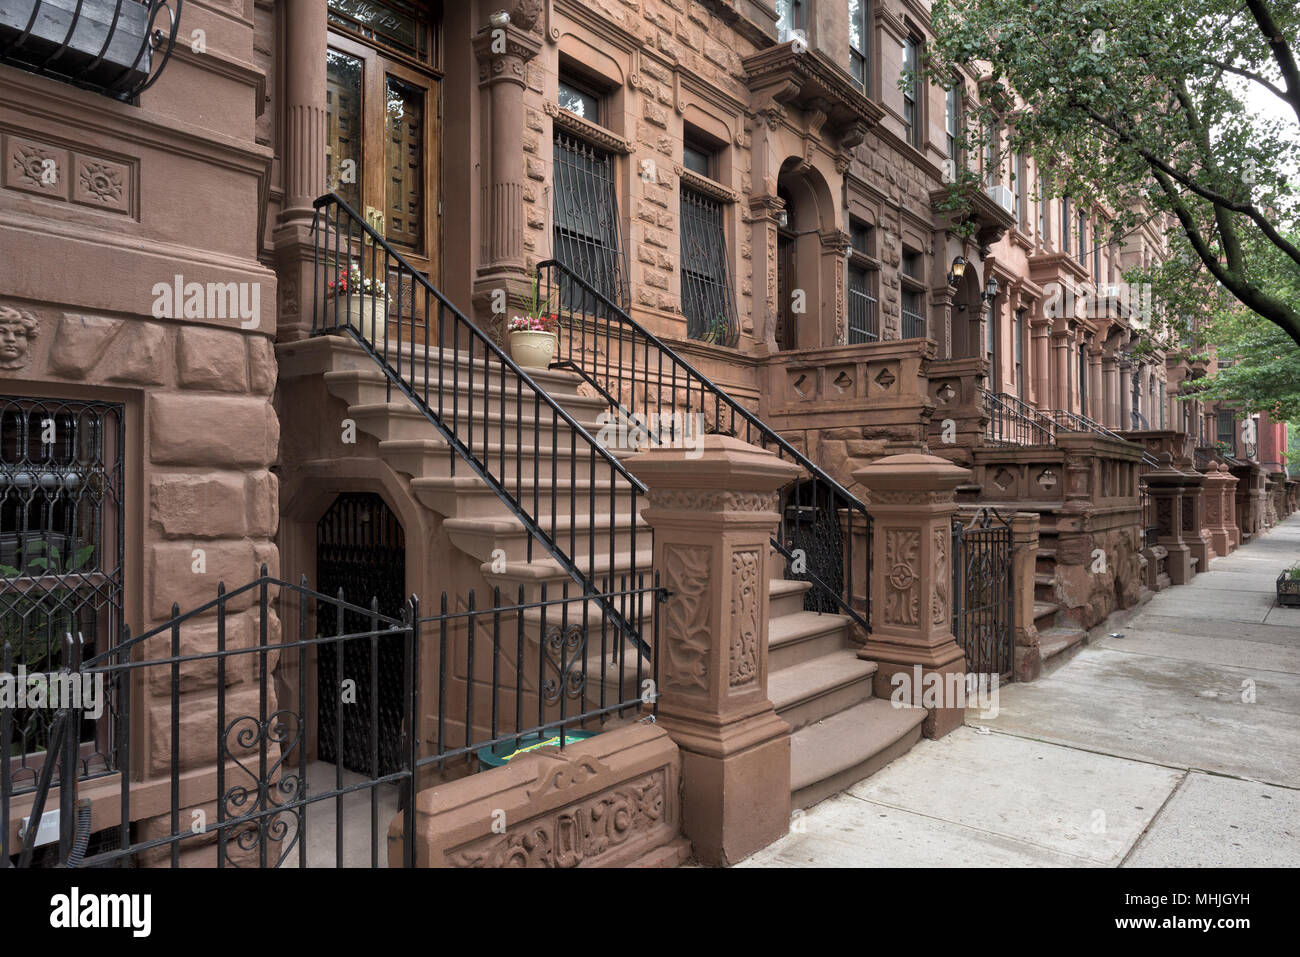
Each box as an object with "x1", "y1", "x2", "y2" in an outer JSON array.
[
  {"x1": 1, "y1": 395, "x2": 124, "y2": 796},
  {"x1": 552, "y1": 130, "x2": 630, "y2": 312},
  {"x1": 901, "y1": 288, "x2": 926, "y2": 339},
  {"x1": 1060, "y1": 197, "x2": 1070, "y2": 252},
  {"x1": 848, "y1": 264, "x2": 878, "y2": 343},
  {"x1": 0, "y1": 0, "x2": 183, "y2": 101},
  {"x1": 679, "y1": 186, "x2": 740, "y2": 347}
]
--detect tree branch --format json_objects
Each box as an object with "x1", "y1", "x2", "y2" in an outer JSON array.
[{"x1": 1244, "y1": 0, "x2": 1300, "y2": 125}]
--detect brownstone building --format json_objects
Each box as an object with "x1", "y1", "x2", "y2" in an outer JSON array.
[{"x1": 2, "y1": 0, "x2": 1293, "y2": 867}]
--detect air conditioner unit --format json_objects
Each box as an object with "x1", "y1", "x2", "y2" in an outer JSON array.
[{"x1": 986, "y1": 184, "x2": 1015, "y2": 216}]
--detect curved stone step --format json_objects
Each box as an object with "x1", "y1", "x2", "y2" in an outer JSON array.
[
  {"x1": 790, "y1": 699, "x2": 926, "y2": 810},
  {"x1": 767, "y1": 611, "x2": 855, "y2": 671},
  {"x1": 768, "y1": 650, "x2": 877, "y2": 732}
]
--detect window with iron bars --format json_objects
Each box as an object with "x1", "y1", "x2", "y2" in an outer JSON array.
[
  {"x1": 1, "y1": 396, "x2": 124, "y2": 795},
  {"x1": 679, "y1": 186, "x2": 739, "y2": 347},
  {"x1": 901, "y1": 288, "x2": 926, "y2": 339},
  {"x1": 848, "y1": 264, "x2": 879, "y2": 343},
  {"x1": 552, "y1": 131, "x2": 630, "y2": 310}
]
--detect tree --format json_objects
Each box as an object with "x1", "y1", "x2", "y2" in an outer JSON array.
[{"x1": 930, "y1": 0, "x2": 1300, "y2": 347}]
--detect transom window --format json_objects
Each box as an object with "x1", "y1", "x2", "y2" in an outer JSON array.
[
  {"x1": 558, "y1": 78, "x2": 600, "y2": 123},
  {"x1": 327, "y1": 0, "x2": 437, "y2": 65}
]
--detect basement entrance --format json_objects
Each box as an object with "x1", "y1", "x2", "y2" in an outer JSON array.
[{"x1": 316, "y1": 492, "x2": 407, "y2": 775}]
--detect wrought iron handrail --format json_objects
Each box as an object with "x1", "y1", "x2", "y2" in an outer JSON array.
[
  {"x1": 311, "y1": 194, "x2": 649, "y2": 658},
  {"x1": 981, "y1": 388, "x2": 1056, "y2": 446},
  {"x1": 537, "y1": 258, "x2": 872, "y2": 629}
]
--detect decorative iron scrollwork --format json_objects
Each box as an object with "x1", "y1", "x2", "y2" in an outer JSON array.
[{"x1": 542, "y1": 622, "x2": 587, "y2": 704}]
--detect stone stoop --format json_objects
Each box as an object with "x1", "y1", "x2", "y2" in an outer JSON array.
[{"x1": 767, "y1": 578, "x2": 925, "y2": 810}]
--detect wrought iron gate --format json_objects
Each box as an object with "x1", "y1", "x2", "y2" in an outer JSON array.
[
  {"x1": 951, "y1": 508, "x2": 1013, "y2": 678},
  {"x1": 315, "y1": 493, "x2": 406, "y2": 776}
]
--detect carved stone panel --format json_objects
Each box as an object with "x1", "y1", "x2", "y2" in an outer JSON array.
[
  {"x1": 729, "y1": 549, "x2": 759, "y2": 688},
  {"x1": 883, "y1": 529, "x2": 920, "y2": 627},
  {"x1": 661, "y1": 543, "x2": 712, "y2": 693}
]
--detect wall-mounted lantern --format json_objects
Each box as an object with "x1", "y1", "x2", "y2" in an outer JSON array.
[{"x1": 947, "y1": 255, "x2": 968, "y2": 287}]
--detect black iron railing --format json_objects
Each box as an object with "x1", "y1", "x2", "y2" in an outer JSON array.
[
  {"x1": 537, "y1": 258, "x2": 873, "y2": 629},
  {"x1": 5, "y1": 571, "x2": 659, "y2": 868},
  {"x1": 0, "y1": 0, "x2": 182, "y2": 100},
  {"x1": 311, "y1": 193, "x2": 649, "y2": 662},
  {"x1": 982, "y1": 389, "x2": 1055, "y2": 446}
]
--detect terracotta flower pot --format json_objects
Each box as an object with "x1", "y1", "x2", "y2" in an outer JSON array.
[
  {"x1": 343, "y1": 294, "x2": 387, "y2": 342},
  {"x1": 509, "y1": 330, "x2": 556, "y2": 369}
]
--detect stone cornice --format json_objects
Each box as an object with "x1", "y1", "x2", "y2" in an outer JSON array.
[
  {"x1": 742, "y1": 43, "x2": 885, "y2": 145},
  {"x1": 929, "y1": 184, "x2": 1016, "y2": 252},
  {"x1": 677, "y1": 165, "x2": 738, "y2": 203},
  {"x1": 545, "y1": 101, "x2": 634, "y2": 153}
]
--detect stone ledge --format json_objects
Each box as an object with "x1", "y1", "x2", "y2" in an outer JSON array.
[{"x1": 390, "y1": 722, "x2": 681, "y2": 867}]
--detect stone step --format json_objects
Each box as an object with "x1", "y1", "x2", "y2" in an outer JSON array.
[
  {"x1": 770, "y1": 578, "x2": 815, "y2": 618},
  {"x1": 1038, "y1": 627, "x2": 1087, "y2": 675},
  {"x1": 1032, "y1": 600, "x2": 1059, "y2": 625},
  {"x1": 767, "y1": 611, "x2": 856, "y2": 671},
  {"x1": 410, "y1": 474, "x2": 641, "y2": 521},
  {"x1": 789, "y1": 699, "x2": 926, "y2": 810},
  {"x1": 484, "y1": 548, "x2": 655, "y2": 598},
  {"x1": 345, "y1": 400, "x2": 607, "y2": 446},
  {"x1": 443, "y1": 510, "x2": 650, "y2": 563},
  {"x1": 378, "y1": 437, "x2": 635, "y2": 483},
  {"x1": 768, "y1": 650, "x2": 877, "y2": 733}
]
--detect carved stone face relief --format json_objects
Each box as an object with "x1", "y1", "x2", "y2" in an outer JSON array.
[{"x1": 0, "y1": 305, "x2": 38, "y2": 369}]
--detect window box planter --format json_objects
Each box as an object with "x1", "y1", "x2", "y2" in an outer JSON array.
[
  {"x1": 509, "y1": 329, "x2": 557, "y2": 370},
  {"x1": 1277, "y1": 570, "x2": 1300, "y2": 608},
  {"x1": 0, "y1": 0, "x2": 155, "y2": 93}
]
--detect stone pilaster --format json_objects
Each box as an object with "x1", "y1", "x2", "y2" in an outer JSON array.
[
  {"x1": 628, "y1": 436, "x2": 799, "y2": 866},
  {"x1": 1145, "y1": 454, "x2": 1196, "y2": 584},
  {"x1": 1010, "y1": 511, "x2": 1041, "y2": 682},
  {"x1": 1202, "y1": 463, "x2": 1237, "y2": 556},
  {"x1": 852, "y1": 453, "x2": 970, "y2": 738}
]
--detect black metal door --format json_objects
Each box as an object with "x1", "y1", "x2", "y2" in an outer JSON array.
[
  {"x1": 951, "y1": 508, "x2": 1014, "y2": 678},
  {"x1": 316, "y1": 492, "x2": 406, "y2": 774}
]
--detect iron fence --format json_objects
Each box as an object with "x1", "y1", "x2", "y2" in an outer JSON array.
[
  {"x1": 537, "y1": 257, "x2": 873, "y2": 633},
  {"x1": 951, "y1": 508, "x2": 1013, "y2": 678},
  {"x1": 4, "y1": 571, "x2": 660, "y2": 868}
]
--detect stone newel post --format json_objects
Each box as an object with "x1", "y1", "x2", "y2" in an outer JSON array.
[
  {"x1": 852, "y1": 453, "x2": 971, "y2": 738},
  {"x1": 629, "y1": 436, "x2": 799, "y2": 866}
]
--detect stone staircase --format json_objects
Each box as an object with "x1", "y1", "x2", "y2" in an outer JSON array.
[
  {"x1": 292, "y1": 335, "x2": 924, "y2": 810},
  {"x1": 1033, "y1": 539, "x2": 1087, "y2": 674},
  {"x1": 767, "y1": 578, "x2": 925, "y2": 809}
]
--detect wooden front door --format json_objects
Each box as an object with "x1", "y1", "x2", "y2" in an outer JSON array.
[{"x1": 325, "y1": 10, "x2": 441, "y2": 285}]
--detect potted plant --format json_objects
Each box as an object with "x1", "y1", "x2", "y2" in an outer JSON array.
[
  {"x1": 327, "y1": 264, "x2": 389, "y2": 343},
  {"x1": 508, "y1": 276, "x2": 559, "y2": 370},
  {"x1": 1277, "y1": 563, "x2": 1300, "y2": 608}
]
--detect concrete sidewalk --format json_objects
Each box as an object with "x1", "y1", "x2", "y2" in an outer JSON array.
[{"x1": 740, "y1": 514, "x2": 1300, "y2": 868}]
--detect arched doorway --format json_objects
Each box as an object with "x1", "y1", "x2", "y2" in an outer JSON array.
[
  {"x1": 315, "y1": 492, "x2": 407, "y2": 775},
  {"x1": 776, "y1": 186, "x2": 798, "y2": 350},
  {"x1": 950, "y1": 263, "x2": 984, "y2": 360}
]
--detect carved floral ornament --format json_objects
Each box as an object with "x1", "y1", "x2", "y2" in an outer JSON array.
[
  {"x1": 0, "y1": 304, "x2": 39, "y2": 370},
  {"x1": 648, "y1": 489, "x2": 780, "y2": 513}
]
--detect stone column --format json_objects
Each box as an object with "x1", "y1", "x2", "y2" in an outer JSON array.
[
  {"x1": 1053, "y1": 333, "x2": 1070, "y2": 410},
  {"x1": 852, "y1": 453, "x2": 970, "y2": 738},
  {"x1": 273, "y1": 0, "x2": 330, "y2": 342},
  {"x1": 473, "y1": 25, "x2": 541, "y2": 289},
  {"x1": 1145, "y1": 455, "x2": 1195, "y2": 584},
  {"x1": 1010, "y1": 511, "x2": 1041, "y2": 682},
  {"x1": 1031, "y1": 321, "x2": 1051, "y2": 409},
  {"x1": 1088, "y1": 347, "x2": 1103, "y2": 422},
  {"x1": 1119, "y1": 360, "x2": 1133, "y2": 430},
  {"x1": 629, "y1": 436, "x2": 798, "y2": 866},
  {"x1": 1102, "y1": 356, "x2": 1117, "y2": 429}
]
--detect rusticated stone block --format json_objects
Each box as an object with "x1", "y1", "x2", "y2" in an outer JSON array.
[
  {"x1": 146, "y1": 685, "x2": 262, "y2": 776},
  {"x1": 245, "y1": 470, "x2": 279, "y2": 538},
  {"x1": 149, "y1": 394, "x2": 278, "y2": 468},
  {"x1": 142, "y1": 608, "x2": 258, "y2": 694},
  {"x1": 48, "y1": 314, "x2": 123, "y2": 377},
  {"x1": 178, "y1": 326, "x2": 251, "y2": 392},
  {"x1": 149, "y1": 540, "x2": 256, "y2": 618},
  {"x1": 392, "y1": 723, "x2": 681, "y2": 868},
  {"x1": 248, "y1": 336, "x2": 276, "y2": 395},
  {"x1": 109, "y1": 322, "x2": 169, "y2": 385},
  {"x1": 150, "y1": 472, "x2": 247, "y2": 538}
]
